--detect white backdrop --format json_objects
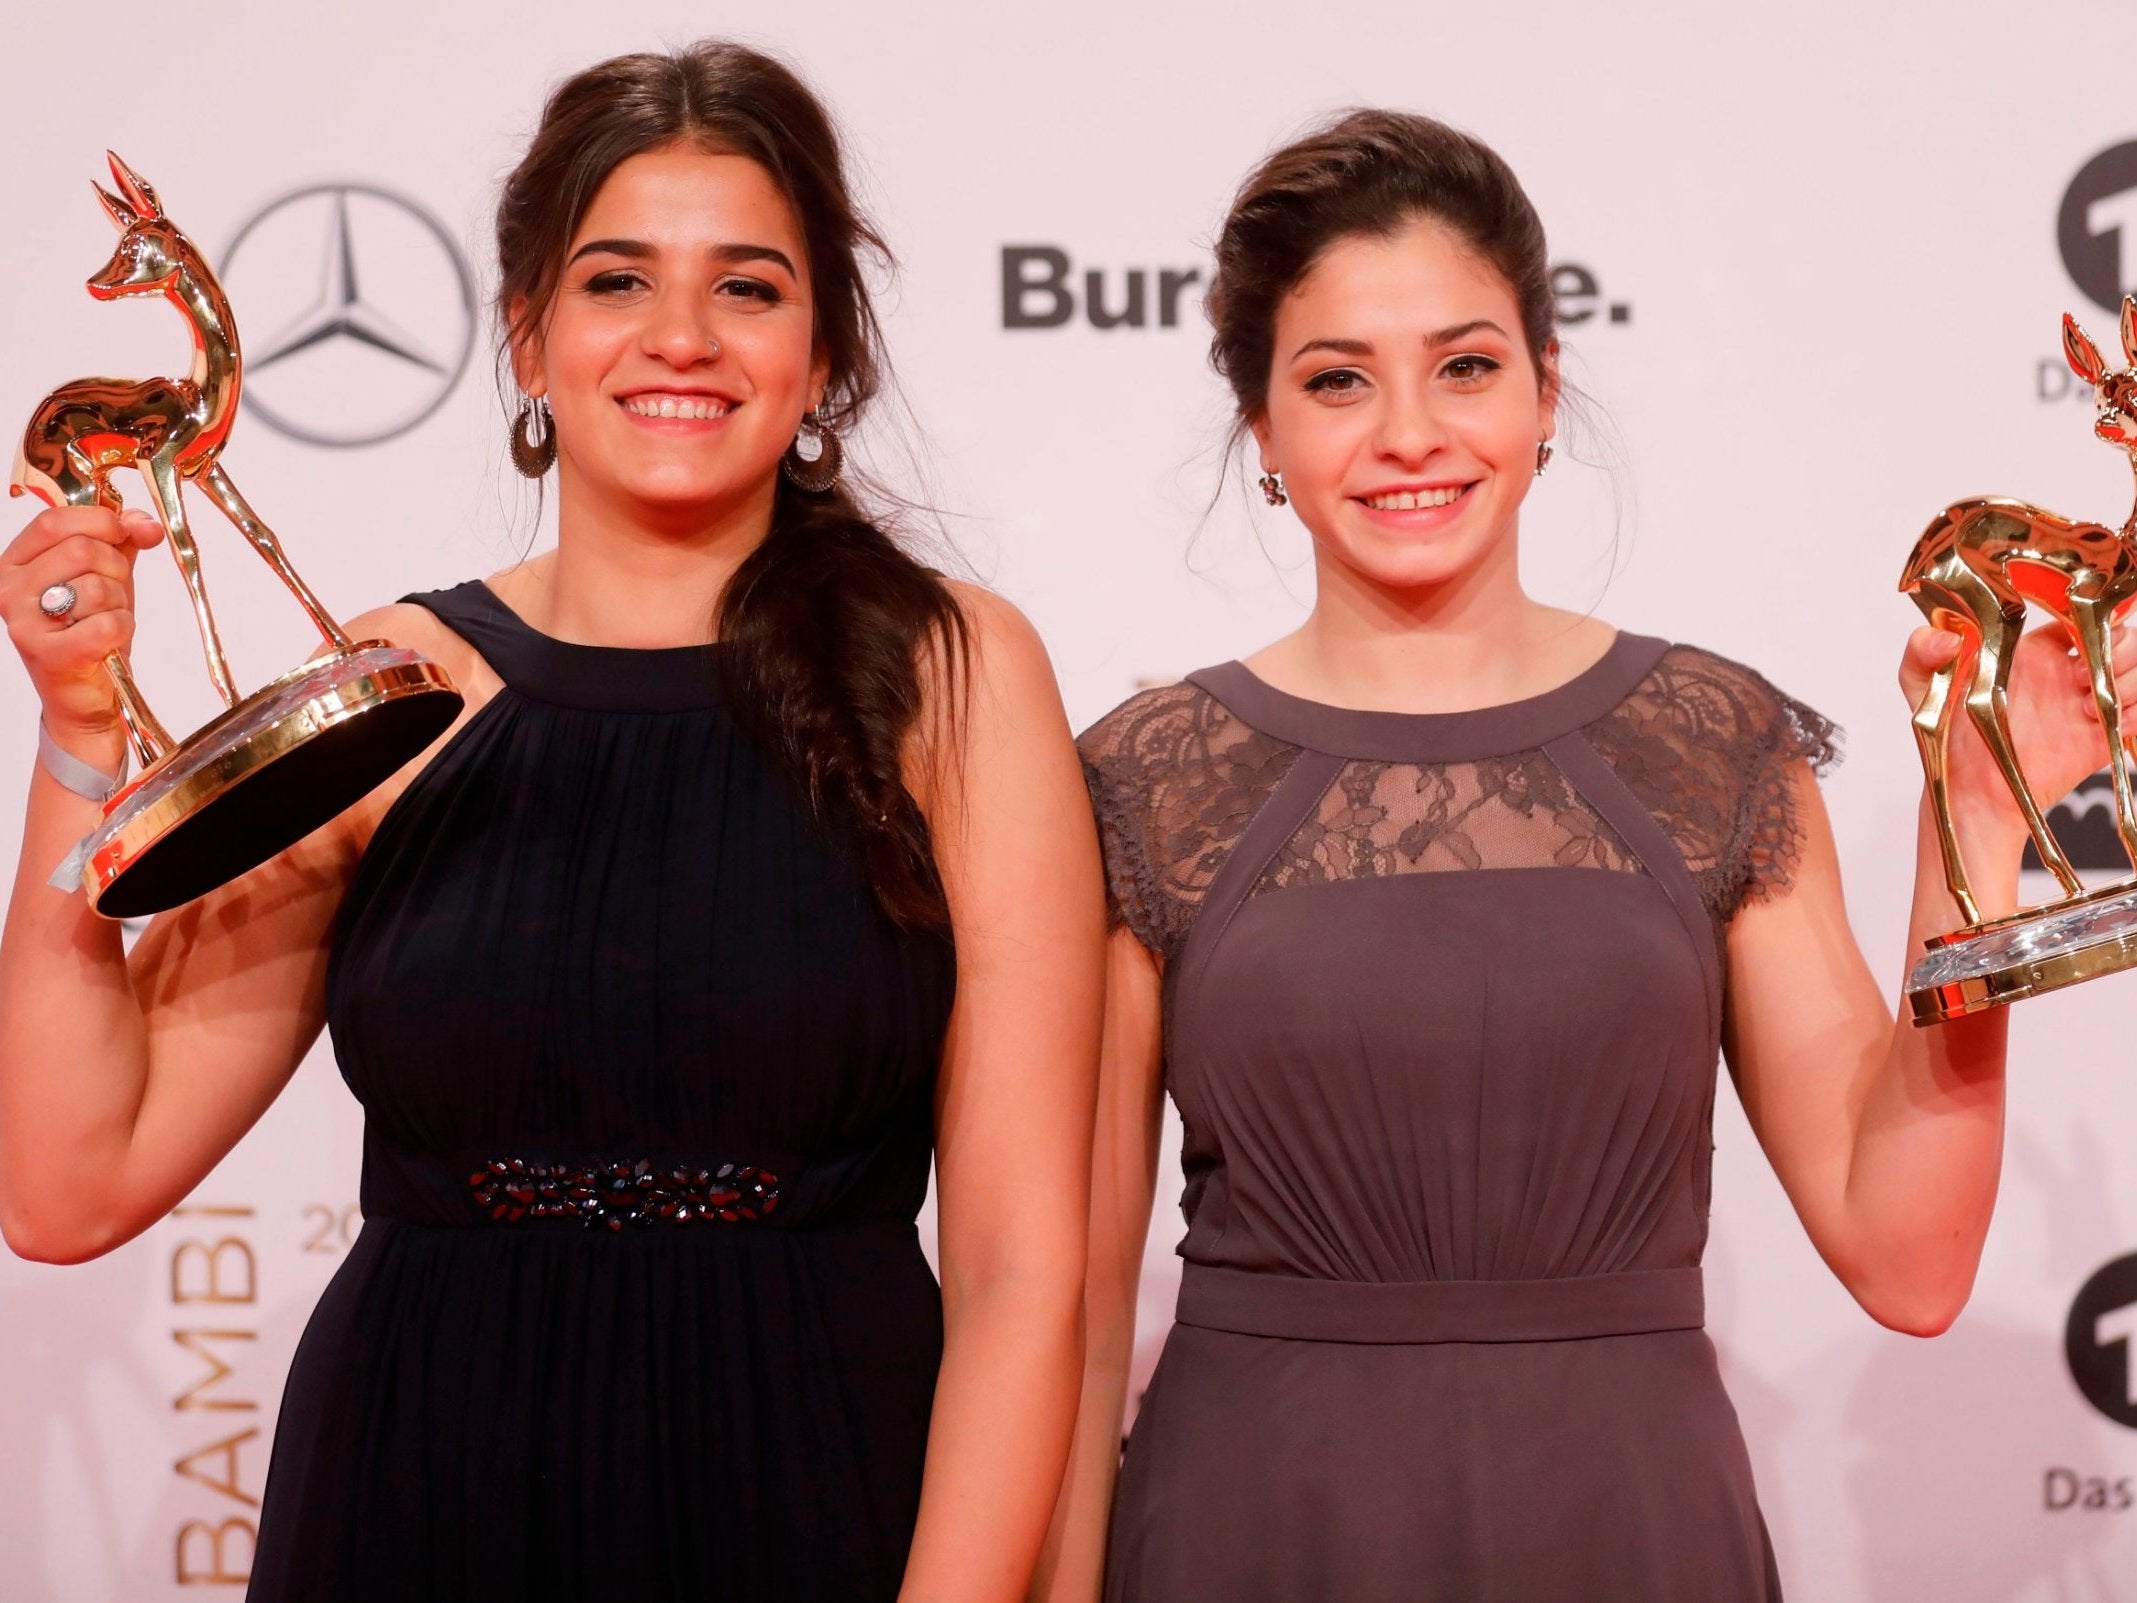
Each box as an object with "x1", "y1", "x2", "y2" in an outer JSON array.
[{"x1": 3, "y1": 0, "x2": 2136, "y2": 1595}]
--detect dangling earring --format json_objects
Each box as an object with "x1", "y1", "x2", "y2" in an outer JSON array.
[
  {"x1": 781, "y1": 406, "x2": 843, "y2": 493},
  {"x1": 510, "y1": 397, "x2": 556, "y2": 478},
  {"x1": 1534, "y1": 441, "x2": 1554, "y2": 478},
  {"x1": 1258, "y1": 470, "x2": 1287, "y2": 507}
]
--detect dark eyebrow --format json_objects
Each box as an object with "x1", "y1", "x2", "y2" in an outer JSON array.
[
  {"x1": 564, "y1": 238, "x2": 800, "y2": 277},
  {"x1": 1288, "y1": 320, "x2": 1510, "y2": 364},
  {"x1": 1291, "y1": 336, "x2": 1372, "y2": 362},
  {"x1": 1424, "y1": 319, "x2": 1505, "y2": 347},
  {"x1": 566, "y1": 238, "x2": 652, "y2": 266},
  {"x1": 712, "y1": 243, "x2": 798, "y2": 276}
]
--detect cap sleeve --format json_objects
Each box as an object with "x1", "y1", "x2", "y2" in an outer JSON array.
[
  {"x1": 1079, "y1": 774, "x2": 1160, "y2": 957},
  {"x1": 1077, "y1": 684, "x2": 1199, "y2": 959},
  {"x1": 1724, "y1": 671, "x2": 1842, "y2": 918},
  {"x1": 1587, "y1": 644, "x2": 1843, "y2": 926},
  {"x1": 1075, "y1": 679, "x2": 1305, "y2": 963}
]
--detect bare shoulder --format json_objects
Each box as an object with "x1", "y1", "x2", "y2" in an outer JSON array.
[
  {"x1": 932, "y1": 580, "x2": 1060, "y2": 717},
  {"x1": 942, "y1": 580, "x2": 1051, "y2": 670},
  {"x1": 909, "y1": 582, "x2": 1073, "y2": 819}
]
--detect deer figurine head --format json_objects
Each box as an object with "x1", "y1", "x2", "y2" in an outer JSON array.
[
  {"x1": 2062, "y1": 294, "x2": 2137, "y2": 457},
  {"x1": 83, "y1": 152, "x2": 192, "y2": 305}
]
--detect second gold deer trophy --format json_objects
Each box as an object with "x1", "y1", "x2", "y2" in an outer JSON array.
[
  {"x1": 9, "y1": 154, "x2": 462, "y2": 918},
  {"x1": 1902, "y1": 294, "x2": 2137, "y2": 1022}
]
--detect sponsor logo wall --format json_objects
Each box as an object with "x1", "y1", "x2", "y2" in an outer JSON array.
[{"x1": 0, "y1": 1, "x2": 2133, "y2": 1596}]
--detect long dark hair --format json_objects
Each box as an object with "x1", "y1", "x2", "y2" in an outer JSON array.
[
  {"x1": 495, "y1": 40, "x2": 964, "y2": 929},
  {"x1": 1207, "y1": 110, "x2": 1556, "y2": 436}
]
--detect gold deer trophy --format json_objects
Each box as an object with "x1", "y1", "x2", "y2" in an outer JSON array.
[
  {"x1": 9, "y1": 154, "x2": 462, "y2": 917},
  {"x1": 1902, "y1": 294, "x2": 2137, "y2": 1022}
]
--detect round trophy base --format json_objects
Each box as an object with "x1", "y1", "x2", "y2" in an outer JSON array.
[
  {"x1": 79, "y1": 643, "x2": 462, "y2": 918},
  {"x1": 1906, "y1": 880, "x2": 2137, "y2": 1024}
]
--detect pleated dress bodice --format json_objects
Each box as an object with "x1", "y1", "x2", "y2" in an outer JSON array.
[{"x1": 248, "y1": 580, "x2": 954, "y2": 1602}]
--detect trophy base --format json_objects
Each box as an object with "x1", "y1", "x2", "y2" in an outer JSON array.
[
  {"x1": 1906, "y1": 880, "x2": 2137, "y2": 1024},
  {"x1": 79, "y1": 643, "x2": 462, "y2": 918}
]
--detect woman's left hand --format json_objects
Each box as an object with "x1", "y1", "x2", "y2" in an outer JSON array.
[{"x1": 1898, "y1": 618, "x2": 2137, "y2": 864}]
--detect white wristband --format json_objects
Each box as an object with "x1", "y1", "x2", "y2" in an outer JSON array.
[{"x1": 37, "y1": 719, "x2": 127, "y2": 803}]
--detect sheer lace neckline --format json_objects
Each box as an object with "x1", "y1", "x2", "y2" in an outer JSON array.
[{"x1": 1189, "y1": 632, "x2": 1669, "y2": 762}]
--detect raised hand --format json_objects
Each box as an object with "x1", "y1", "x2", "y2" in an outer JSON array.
[
  {"x1": 1900, "y1": 618, "x2": 2137, "y2": 875},
  {"x1": 1, "y1": 505, "x2": 165, "y2": 760}
]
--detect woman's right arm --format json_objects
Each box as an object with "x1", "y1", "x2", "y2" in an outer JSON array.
[
  {"x1": 1030, "y1": 926, "x2": 1165, "y2": 1602},
  {"x1": 0, "y1": 505, "x2": 427, "y2": 1263}
]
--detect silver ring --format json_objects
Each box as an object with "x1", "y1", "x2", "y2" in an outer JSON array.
[{"x1": 37, "y1": 582, "x2": 77, "y2": 621}]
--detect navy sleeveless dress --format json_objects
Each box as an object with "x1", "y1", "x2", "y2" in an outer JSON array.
[
  {"x1": 1079, "y1": 636, "x2": 1838, "y2": 1602},
  {"x1": 247, "y1": 581, "x2": 954, "y2": 1600}
]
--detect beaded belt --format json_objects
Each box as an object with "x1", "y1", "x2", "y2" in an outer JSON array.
[
  {"x1": 1175, "y1": 1263, "x2": 1704, "y2": 1345},
  {"x1": 469, "y1": 1156, "x2": 781, "y2": 1230}
]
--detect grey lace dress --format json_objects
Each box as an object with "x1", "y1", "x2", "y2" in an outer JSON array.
[{"x1": 1077, "y1": 634, "x2": 1838, "y2": 1603}]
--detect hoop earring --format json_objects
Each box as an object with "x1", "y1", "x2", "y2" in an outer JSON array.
[
  {"x1": 781, "y1": 407, "x2": 843, "y2": 494},
  {"x1": 1258, "y1": 471, "x2": 1287, "y2": 507},
  {"x1": 511, "y1": 398, "x2": 556, "y2": 478},
  {"x1": 1534, "y1": 441, "x2": 1554, "y2": 478}
]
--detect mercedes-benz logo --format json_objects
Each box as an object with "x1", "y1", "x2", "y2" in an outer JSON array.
[
  {"x1": 2059, "y1": 141, "x2": 2137, "y2": 319},
  {"x1": 221, "y1": 182, "x2": 477, "y2": 449}
]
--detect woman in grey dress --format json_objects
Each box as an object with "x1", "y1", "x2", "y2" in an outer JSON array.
[{"x1": 1034, "y1": 111, "x2": 2127, "y2": 1601}]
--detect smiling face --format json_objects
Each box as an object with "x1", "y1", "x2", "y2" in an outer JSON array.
[
  {"x1": 1253, "y1": 217, "x2": 1556, "y2": 594},
  {"x1": 516, "y1": 142, "x2": 826, "y2": 523}
]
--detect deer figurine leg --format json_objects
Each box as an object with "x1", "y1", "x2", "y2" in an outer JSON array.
[
  {"x1": 1910, "y1": 608, "x2": 1982, "y2": 922},
  {"x1": 1967, "y1": 598, "x2": 2086, "y2": 896},
  {"x1": 142, "y1": 454, "x2": 239, "y2": 708},
  {"x1": 2068, "y1": 592, "x2": 2137, "y2": 874},
  {"x1": 105, "y1": 657, "x2": 177, "y2": 767},
  {"x1": 195, "y1": 464, "x2": 351, "y2": 653}
]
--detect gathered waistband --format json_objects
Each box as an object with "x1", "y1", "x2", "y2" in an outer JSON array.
[{"x1": 1175, "y1": 1263, "x2": 1704, "y2": 1345}]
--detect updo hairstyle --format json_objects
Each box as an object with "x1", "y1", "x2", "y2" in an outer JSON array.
[{"x1": 1206, "y1": 109, "x2": 1556, "y2": 436}]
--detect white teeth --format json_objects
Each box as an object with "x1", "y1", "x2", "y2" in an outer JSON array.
[
  {"x1": 1365, "y1": 486, "x2": 1465, "y2": 511},
  {"x1": 621, "y1": 395, "x2": 732, "y2": 419}
]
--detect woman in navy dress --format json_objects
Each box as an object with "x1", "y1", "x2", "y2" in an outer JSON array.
[
  {"x1": 0, "y1": 41, "x2": 1100, "y2": 1601},
  {"x1": 1036, "y1": 110, "x2": 2125, "y2": 1601}
]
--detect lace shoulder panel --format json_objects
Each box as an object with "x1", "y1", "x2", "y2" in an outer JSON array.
[
  {"x1": 1077, "y1": 680, "x2": 1303, "y2": 963},
  {"x1": 1584, "y1": 643, "x2": 1841, "y2": 923}
]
